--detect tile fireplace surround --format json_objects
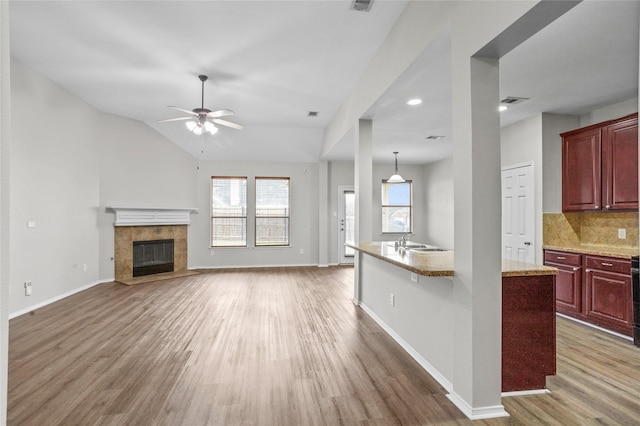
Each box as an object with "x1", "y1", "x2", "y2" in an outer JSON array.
[
  {"x1": 114, "y1": 225, "x2": 188, "y2": 283},
  {"x1": 108, "y1": 207, "x2": 197, "y2": 284}
]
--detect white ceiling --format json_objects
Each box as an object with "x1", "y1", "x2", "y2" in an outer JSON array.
[{"x1": 9, "y1": 1, "x2": 639, "y2": 165}]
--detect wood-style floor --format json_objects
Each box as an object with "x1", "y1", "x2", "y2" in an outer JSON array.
[{"x1": 8, "y1": 266, "x2": 640, "y2": 425}]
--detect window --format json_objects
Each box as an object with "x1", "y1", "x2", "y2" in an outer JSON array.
[
  {"x1": 211, "y1": 177, "x2": 247, "y2": 247},
  {"x1": 381, "y1": 180, "x2": 412, "y2": 233},
  {"x1": 255, "y1": 177, "x2": 290, "y2": 246}
]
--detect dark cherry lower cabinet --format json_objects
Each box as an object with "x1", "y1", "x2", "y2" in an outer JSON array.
[
  {"x1": 584, "y1": 255, "x2": 633, "y2": 335},
  {"x1": 544, "y1": 249, "x2": 633, "y2": 336},
  {"x1": 544, "y1": 250, "x2": 582, "y2": 314}
]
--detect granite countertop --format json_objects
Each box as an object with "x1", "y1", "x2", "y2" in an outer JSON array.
[
  {"x1": 542, "y1": 243, "x2": 639, "y2": 259},
  {"x1": 349, "y1": 242, "x2": 557, "y2": 277}
]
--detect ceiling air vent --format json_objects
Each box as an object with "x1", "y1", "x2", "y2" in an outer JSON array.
[
  {"x1": 307, "y1": 111, "x2": 319, "y2": 118},
  {"x1": 500, "y1": 96, "x2": 529, "y2": 105},
  {"x1": 351, "y1": 0, "x2": 373, "y2": 12}
]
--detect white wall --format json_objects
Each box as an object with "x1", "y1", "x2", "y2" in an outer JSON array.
[
  {"x1": 423, "y1": 157, "x2": 454, "y2": 250},
  {"x1": 189, "y1": 160, "x2": 319, "y2": 268},
  {"x1": 0, "y1": 1, "x2": 10, "y2": 420},
  {"x1": 10, "y1": 60, "x2": 101, "y2": 315},
  {"x1": 581, "y1": 97, "x2": 638, "y2": 127},
  {"x1": 97, "y1": 114, "x2": 198, "y2": 280},
  {"x1": 10, "y1": 59, "x2": 198, "y2": 315}
]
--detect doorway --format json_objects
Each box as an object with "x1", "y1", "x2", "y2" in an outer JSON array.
[
  {"x1": 501, "y1": 162, "x2": 535, "y2": 264},
  {"x1": 338, "y1": 186, "x2": 355, "y2": 264}
]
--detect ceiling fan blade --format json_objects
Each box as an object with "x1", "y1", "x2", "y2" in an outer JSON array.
[
  {"x1": 158, "y1": 116, "x2": 193, "y2": 123},
  {"x1": 213, "y1": 118, "x2": 244, "y2": 130},
  {"x1": 168, "y1": 106, "x2": 197, "y2": 116},
  {"x1": 207, "y1": 109, "x2": 235, "y2": 118}
]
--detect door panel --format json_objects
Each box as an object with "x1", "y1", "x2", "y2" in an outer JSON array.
[{"x1": 502, "y1": 163, "x2": 535, "y2": 264}]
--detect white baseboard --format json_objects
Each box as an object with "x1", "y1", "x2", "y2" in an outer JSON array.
[
  {"x1": 556, "y1": 313, "x2": 633, "y2": 341},
  {"x1": 359, "y1": 302, "x2": 512, "y2": 420},
  {"x1": 446, "y1": 392, "x2": 509, "y2": 420},
  {"x1": 359, "y1": 302, "x2": 453, "y2": 392},
  {"x1": 502, "y1": 389, "x2": 550, "y2": 397},
  {"x1": 9, "y1": 279, "x2": 112, "y2": 319},
  {"x1": 190, "y1": 263, "x2": 320, "y2": 270}
]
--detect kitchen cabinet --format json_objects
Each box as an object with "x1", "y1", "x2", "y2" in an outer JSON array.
[
  {"x1": 584, "y1": 255, "x2": 633, "y2": 335},
  {"x1": 544, "y1": 250, "x2": 582, "y2": 314},
  {"x1": 561, "y1": 113, "x2": 638, "y2": 212},
  {"x1": 544, "y1": 249, "x2": 633, "y2": 336}
]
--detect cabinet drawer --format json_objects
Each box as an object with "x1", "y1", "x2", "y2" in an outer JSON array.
[
  {"x1": 544, "y1": 250, "x2": 581, "y2": 266},
  {"x1": 584, "y1": 255, "x2": 630, "y2": 275}
]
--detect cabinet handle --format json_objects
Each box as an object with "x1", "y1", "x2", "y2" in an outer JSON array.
[
  {"x1": 573, "y1": 267, "x2": 579, "y2": 271},
  {"x1": 557, "y1": 256, "x2": 566, "y2": 260},
  {"x1": 595, "y1": 205, "x2": 600, "y2": 209},
  {"x1": 601, "y1": 262, "x2": 614, "y2": 267},
  {"x1": 605, "y1": 205, "x2": 610, "y2": 209}
]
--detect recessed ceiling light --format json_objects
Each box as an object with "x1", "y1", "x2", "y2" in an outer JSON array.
[
  {"x1": 498, "y1": 105, "x2": 509, "y2": 112},
  {"x1": 407, "y1": 98, "x2": 422, "y2": 106}
]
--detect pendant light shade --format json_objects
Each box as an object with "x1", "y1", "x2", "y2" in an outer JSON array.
[{"x1": 388, "y1": 151, "x2": 405, "y2": 183}]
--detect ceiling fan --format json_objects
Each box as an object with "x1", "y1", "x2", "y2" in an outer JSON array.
[{"x1": 158, "y1": 75, "x2": 243, "y2": 135}]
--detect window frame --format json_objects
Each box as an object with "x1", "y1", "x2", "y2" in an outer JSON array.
[
  {"x1": 254, "y1": 177, "x2": 290, "y2": 247},
  {"x1": 381, "y1": 179, "x2": 413, "y2": 234},
  {"x1": 210, "y1": 176, "x2": 248, "y2": 248}
]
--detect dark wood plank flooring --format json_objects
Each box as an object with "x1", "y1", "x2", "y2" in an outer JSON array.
[{"x1": 8, "y1": 266, "x2": 640, "y2": 425}]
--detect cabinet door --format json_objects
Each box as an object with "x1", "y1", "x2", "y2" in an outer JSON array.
[
  {"x1": 562, "y1": 128, "x2": 601, "y2": 211},
  {"x1": 602, "y1": 117, "x2": 638, "y2": 210},
  {"x1": 554, "y1": 264, "x2": 582, "y2": 314},
  {"x1": 544, "y1": 250, "x2": 582, "y2": 314},
  {"x1": 584, "y1": 268, "x2": 632, "y2": 335}
]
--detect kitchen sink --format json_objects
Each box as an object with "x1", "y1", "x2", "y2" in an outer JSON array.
[
  {"x1": 409, "y1": 247, "x2": 447, "y2": 252},
  {"x1": 387, "y1": 242, "x2": 446, "y2": 252}
]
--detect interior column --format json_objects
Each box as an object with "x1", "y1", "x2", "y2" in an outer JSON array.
[
  {"x1": 449, "y1": 53, "x2": 504, "y2": 417},
  {"x1": 353, "y1": 119, "x2": 373, "y2": 303}
]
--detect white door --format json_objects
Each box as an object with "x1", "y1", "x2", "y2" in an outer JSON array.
[
  {"x1": 338, "y1": 186, "x2": 355, "y2": 264},
  {"x1": 502, "y1": 162, "x2": 535, "y2": 264}
]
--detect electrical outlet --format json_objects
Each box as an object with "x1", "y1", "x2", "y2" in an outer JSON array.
[
  {"x1": 389, "y1": 293, "x2": 395, "y2": 307},
  {"x1": 299, "y1": 248, "x2": 304, "y2": 254},
  {"x1": 411, "y1": 272, "x2": 419, "y2": 283},
  {"x1": 83, "y1": 264, "x2": 87, "y2": 272},
  {"x1": 618, "y1": 228, "x2": 626, "y2": 239},
  {"x1": 210, "y1": 250, "x2": 215, "y2": 256},
  {"x1": 24, "y1": 281, "x2": 32, "y2": 296}
]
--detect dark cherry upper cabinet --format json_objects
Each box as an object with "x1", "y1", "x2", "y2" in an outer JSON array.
[
  {"x1": 602, "y1": 116, "x2": 638, "y2": 210},
  {"x1": 561, "y1": 113, "x2": 638, "y2": 212},
  {"x1": 562, "y1": 128, "x2": 601, "y2": 211}
]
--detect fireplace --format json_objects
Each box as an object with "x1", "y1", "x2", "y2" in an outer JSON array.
[
  {"x1": 133, "y1": 239, "x2": 175, "y2": 277},
  {"x1": 108, "y1": 207, "x2": 197, "y2": 285}
]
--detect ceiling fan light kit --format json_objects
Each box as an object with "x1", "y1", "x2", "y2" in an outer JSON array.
[{"x1": 158, "y1": 74, "x2": 243, "y2": 135}]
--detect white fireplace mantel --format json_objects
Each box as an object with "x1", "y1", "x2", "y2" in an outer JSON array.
[{"x1": 106, "y1": 207, "x2": 198, "y2": 226}]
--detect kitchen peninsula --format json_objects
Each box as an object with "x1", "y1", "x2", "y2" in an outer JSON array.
[{"x1": 349, "y1": 242, "x2": 558, "y2": 393}]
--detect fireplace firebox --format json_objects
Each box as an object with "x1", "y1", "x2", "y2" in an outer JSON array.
[{"x1": 132, "y1": 239, "x2": 175, "y2": 277}]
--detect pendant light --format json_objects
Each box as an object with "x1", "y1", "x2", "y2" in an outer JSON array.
[{"x1": 388, "y1": 151, "x2": 405, "y2": 183}]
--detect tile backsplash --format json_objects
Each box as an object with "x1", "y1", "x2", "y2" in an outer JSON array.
[{"x1": 544, "y1": 212, "x2": 639, "y2": 248}]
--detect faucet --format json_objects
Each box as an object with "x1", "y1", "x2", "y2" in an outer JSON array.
[{"x1": 399, "y1": 232, "x2": 413, "y2": 247}]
